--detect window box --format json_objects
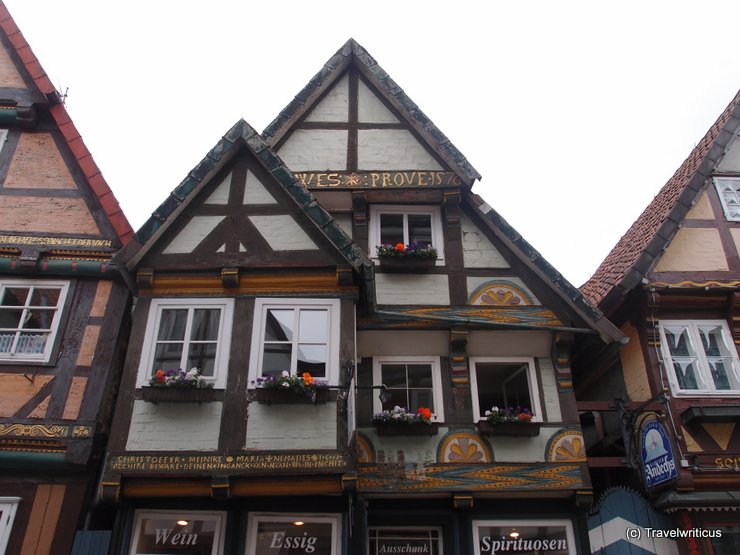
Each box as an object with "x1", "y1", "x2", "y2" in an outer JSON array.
[
  {"x1": 254, "y1": 387, "x2": 330, "y2": 405},
  {"x1": 476, "y1": 420, "x2": 541, "y2": 437},
  {"x1": 140, "y1": 387, "x2": 216, "y2": 404},
  {"x1": 378, "y1": 255, "x2": 437, "y2": 272},
  {"x1": 374, "y1": 422, "x2": 438, "y2": 436}
]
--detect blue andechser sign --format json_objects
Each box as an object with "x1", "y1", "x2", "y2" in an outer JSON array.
[{"x1": 641, "y1": 420, "x2": 678, "y2": 488}]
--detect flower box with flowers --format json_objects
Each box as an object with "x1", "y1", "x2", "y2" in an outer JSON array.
[
  {"x1": 141, "y1": 368, "x2": 215, "y2": 403},
  {"x1": 372, "y1": 406, "x2": 437, "y2": 436},
  {"x1": 253, "y1": 372, "x2": 330, "y2": 405},
  {"x1": 376, "y1": 243, "x2": 438, "y2": 272},
  {"x1": 476, "y1": 406, "x2": 541, "y2": 437}
]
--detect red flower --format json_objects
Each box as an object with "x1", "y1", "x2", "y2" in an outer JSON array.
[
  {"x1": 394, "y1": 243, "x2": 405, "y2": 252},
  {"x1": 517, "y1": 412, "x2": 532, "y2": 422},
  {"x1": 417, "y1": 407, "x2": 432, "y2": 421},
  {"x1": 303, "y1": 372, "x2": 313, "y2": 385},
  {"x1": 154, "y1": 369, "x2": 166, "y2": 383}
]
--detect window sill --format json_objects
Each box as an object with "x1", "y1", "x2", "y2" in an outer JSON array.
[
  {"x1": 377, "y1": 256, "x2": 439, "y2": 272},
  {"x1": 140, "y1": 387, "x2": 217, "y2": 404},
  {"x1": 476, "y1": 421, "x2": 541, "y2": 437}
]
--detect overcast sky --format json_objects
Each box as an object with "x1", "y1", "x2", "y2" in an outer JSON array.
[{"x1": 4, "y1": 0, "x2": 739, "y2": 287}]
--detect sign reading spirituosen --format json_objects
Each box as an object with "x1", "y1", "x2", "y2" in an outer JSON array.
[{"x1": 294, "y1": 171, "x2": 463, "y2": 189}]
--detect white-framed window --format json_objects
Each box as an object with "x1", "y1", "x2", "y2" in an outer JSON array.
[
  {"x1": 372, "y1": 356, "x2": 445, "y2": 421},
  {"x1": 0, "y1": 497, "x2": 20, "y2": 555},
  {"x1": 714, "y1": 177, "x2": 740, "y2": 221},
  {"x1": 472, "y1": 519, "x2": 576, "y2": 555},
  {"x1": 246, "y1": 513, "x2": 341, "y2": 555},
  {"x1": 469, "y1": 357, "x2": 543, "y2": 423},
  {"x1": 248, "y1": 298, "x2": 341, "y2": 385},
  {"x1": 369, "y1": 526, "x2": 443, "y2": 555},
  {"x1": 659, "y1": 319, "x2": 740, "y2": 395},
  {"x1": 129, "y1": 510, "x2": 226, "y2": 555},
  {"x1": 369, "y1": 205, "x2": 445, "y2": 263},
  {"x1": 0, "y1": 280, "x2": 69, "y2": 363},
  {"x1": 137, "y1": 298, "x2": 234, "y2": 388}
]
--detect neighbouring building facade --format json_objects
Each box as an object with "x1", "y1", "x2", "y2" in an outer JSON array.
[
  {"x1": 0, "y1": 2, "x2": 133, "y2": 554},
  {"x1": 579, "y1": 90, "x2": 740, "y2": 554},
  {"x1": 100, "y1": 40, "x2": 624, "y2": 555}
]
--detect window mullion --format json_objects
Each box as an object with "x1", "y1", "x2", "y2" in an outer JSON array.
[
  {"x1": 688, "y1": 325, "x2": 711, "y2": 391},
  {"x1": 181, "y1": 307, "x2": 195, "y2": 369},
  {"x1": 402, "y1": 214, "x2": 410, "y2": 245},
  {"x1": 290, "y1": 308, "x2": 299, "y2": 375}
]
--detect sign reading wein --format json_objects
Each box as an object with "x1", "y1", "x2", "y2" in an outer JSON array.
[{"x1": 640, "y1": 420, "x2": 678, "y2": 489}]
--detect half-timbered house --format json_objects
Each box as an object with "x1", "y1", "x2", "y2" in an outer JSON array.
[
  {"x1": 103, "y1": 39, "x2": 623, "y2": 555},
  {"x1": 0, "y1": 2, "x2": 133, "y2": 554},
  {"x1": 579, "y1": 90, "x2": 740, "y2": 554}
]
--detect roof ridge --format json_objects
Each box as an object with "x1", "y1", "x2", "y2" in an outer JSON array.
[{"x1": 0, "y1": 1, "x2": 133, "y2": 245}]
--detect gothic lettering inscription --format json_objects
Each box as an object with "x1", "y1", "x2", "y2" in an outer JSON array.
[
  {"x1": 0, "y1": 235, "x2": 112, "y2": 248},
  {"x1": 109, "y1": 453, "x2": 349, "y2": 473},
  {"x1": 294, "y1": 171, "x2": 463, "y2": 189}
]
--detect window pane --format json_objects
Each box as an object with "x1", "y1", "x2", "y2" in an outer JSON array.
[
  {"x1": 410, "y1": 389, "x2": 433, "y2": 411},
  {"x1": 191, "y1": 309, "x2": 220, "y2": 341},
  {"x1": 408, "y1": 214, "x2": 432, "y2": 245},
  {"x1": 381, "y1": 364, "x2": 407, "y2": 388},
  {"x1": 188, "y1": 343, "x2": 217, "y2": 376},
  {"x1": 14, "y1": 332, "x2": 47, "y2": 354},
  {"x1": 381, "y1": 389, "x2": 407, "y2": 410},
  {"x1": 157, "y1": 309, "x2": 188, "y2": 341},
  {"x1": 475, "y1": 363, "x2": 533, "y2": 415},
  {"x1": 133, "y1": 515, "x2": 220, "y2": 555},
  {"x1": 0, "y1": 308, "x2": 22, "y2": 328},
  {"x1": 380, "y1": 213, "x2": 404, "y2": 245},
  {"x1": 20, "y1": 308, "x2": 55, "y2": 330},
  {"x1": 153, "y1": 343, "x2": 184, "y2": 371},
  {"x1": 297, "y1": 345, "x2": 326, "y2": 377},
  {"x1": 0, "y1": 333, "x2": 15, "y2": 353},
  {"x1": 299, "y1": 310, "x2": 327, "y2": 343},
  {"x1": 29, "y1": 288, "x2": 61, "y2": 307},
  {"x1": 1, "y1": 286, "x2": 28, "y2": 306},
  {"x1": 664, "y1": 327, "x2": 693, "y2": 357},
  {"x1": 253, "y1": 520, "x2": 335, "y2": 555},
  {"x1": 407, "y1": 364, "x2": 432, "y2": 387},
  {"x1": 263, "y1": 344, "x2": 292, "y2": 377},
  {"x1": 673, "y1": 361, "x2": 699, "y2": 390},
  {"x1": 265, "y1": 309, "x2": 294, "y2": 342}
]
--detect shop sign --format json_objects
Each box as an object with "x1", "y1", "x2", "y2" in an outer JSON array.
[
  {"x1": 640, "y1": 420, "x2": 678, "y2": 489},
  {"x1": 248, "y1": 514, "x2": 340, "y2": 555},
  {"x1": 368, "y1": 527, "x2": 441, "y2": 554},
  {"x1": 130, "y1": 510, "x2": 225, "y2": 555},
  {"x1": 473, "y1": 521, "x2": 575, "y2": 555}
]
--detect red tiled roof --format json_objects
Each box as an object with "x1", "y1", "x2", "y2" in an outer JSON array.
[
  {"x1": 581, "y1": 90, "x2": 740, "y2": 310},
  {"x1": 0, "y1": 1, "x2": 133, "y2": 245}
]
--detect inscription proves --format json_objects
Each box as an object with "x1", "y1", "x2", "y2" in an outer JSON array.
[
  {"x1": 294, "y1": 171, "x2": 463, "y2": 189},
  {"x1": 109, "y1": 453, "x2": 349, "y2": 473}
]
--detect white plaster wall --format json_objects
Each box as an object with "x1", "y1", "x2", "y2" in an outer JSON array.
[
  {"x1": 248, "y1": 215, "x2": 318, "y2": 250},
  {"x1": 467, "y1": 331, "x2": 552, "y2": 357},
  {"x1": 357, "y1": 79, "x2": 398, "y2": 123},
  {"x1": 461, "y1": 215, "x2": 509, "y2": 268},
  {"x1": 357, "y1": 130, "x2": 443, "y2": 170},
  {"x1": 244, "y1": 170, "x2": 277, "y2": 205},
  {"x1": 375, "y1": 274, "x2": 450, "y2": 305},
  {"x1": 245, "y1": 403, "x2": 337, "y2": 450},
  {"x1": 538, "y1": 357, "x2": 563, "y2": 423},
  {"x1": 205, "y1": 172, "x2": 232, "y2": 204},
  {"x1": 333, "y1": 214, "x2": 352, "y2": 238},
  {"x1": 653, "y1": 228, "x2": 728, "y2": 272},
  {"x1": 277, "y1": 130, "x2": 347, "y2": 171},
  {"x1": 358, "y1": 330, "x2": 449, "y2": 357},
  {"x1": 126, "y1": 401, "x2": 222, "y2": 451},
  {"x1": 162, "y1": 216, "x2": 224, "y2": 254},
  {"x1": 717, "y1": 136, "x2": 740, "y2": 172},
  {"x1": 304, "y1": 74, "x2": 348, "y2": 122}
]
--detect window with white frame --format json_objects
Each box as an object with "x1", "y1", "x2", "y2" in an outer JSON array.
[
  {"x1": 369, "y1": 527, "x2": 442, "y2": 555},
  {"x1": 129, "y1": 510, "x2": 226, "y2": 555},
  {"x1": 137, "y1": 298, "x2": 234, "y2": 388},
  {"x1": 659, "y1": 320, "x2": 740, "y2": 395},
  {"x1": 473, "y1": 519, "x2": 576, "y2": 555},
  {"x1": 249, "y1": 298, "x2": 341, "y2": 385},
  {"x1": 0, "y1": 280, "x2": 69, "y2": 363},
  {"x1": 369, "y1": 205, "x2": 444, "y2": 262},
  {"x1": 714, "y1": 177, "x2": 740, "y2": 221},
  {"x1": 0, "y1": 497, "x2": 20, "y2": 555},
  {"x1": 246, "y1": 513, "x2": 341, "y2": 555},
  {"x1": 469, "y1": 358, "x2": 543, "y2": 422},
  {"x1": 373, "y1": 356, "x2": 444, "y2": 421}
]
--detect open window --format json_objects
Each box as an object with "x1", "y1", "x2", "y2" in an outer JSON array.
[
  {"x1": 249, "y1": 298, "x2": 341, "y2": 386},
  {"x1": 469, "y1": 358, "x2": 542, "y2": 422},
  {"x1": 137, "y1": 298, "x2": 234, "y2": 388},
  {"x1": 659, "y1": 320, "x2": 740, "y2": 395},
  {"x1": 0, "y1": 280, "x2": 69, "y2": 363},
  {"x1": 372, "y1": 356, "x2": 444, "y2": 421},
  {"x1": 369, "y1": 205, "x2": 444, "y2": 263}
]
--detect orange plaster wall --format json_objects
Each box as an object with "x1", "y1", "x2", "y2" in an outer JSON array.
[
  {"x1": 0, "y1": 374, "x2": 54, "y2": 417},
  {"x1": 20, "y1": 484, "x2": 66, "y2": 555},
  {"x1": 90, "y1": 280, "x2": 112, "y2": 317},
  {"x1": 75, "y1": 325, "x2": 100, "y2": 367},
  {"x1": 27, "y1": 395, "x2": 49, "y2": 419},
  {"x1": 4, "y1": 133, "x2": 76, "y2": 189},
  {"x1": 0, "y1": 195, "x2": 100, "y2": 234},
  {"x1": 62, "y1": 377, "x2": 88, "y2": 420},
  {"x1": 0, "y1": 42, "x2": 25, "y2": 87},
  {"x1": 620, "y1": 322, "x2": 651, "y2": 402}
]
